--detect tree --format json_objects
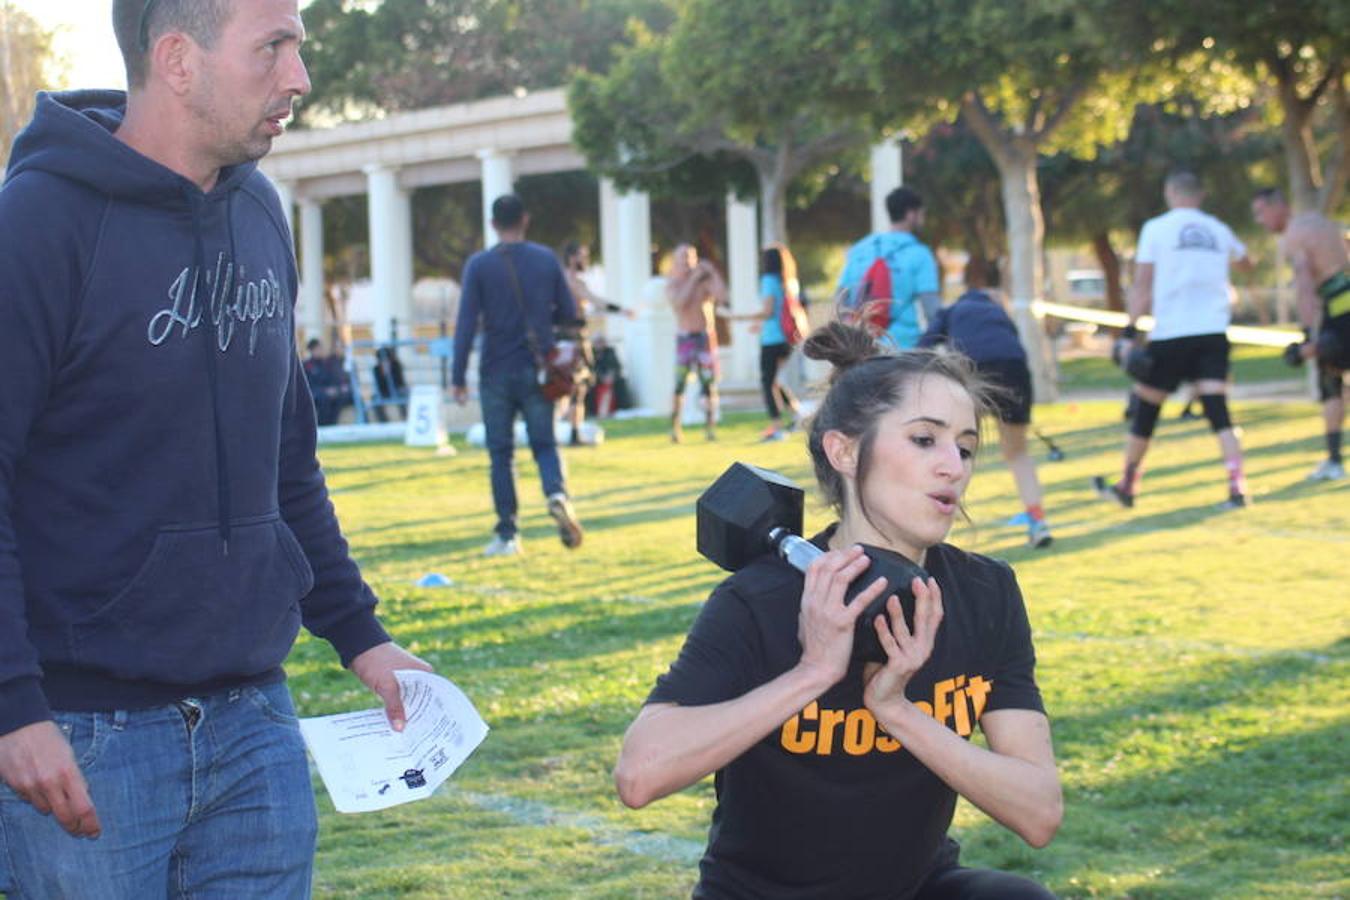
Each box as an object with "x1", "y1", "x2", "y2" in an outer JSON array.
[
  {"x1": 1156, "y1": 0, "x2": 1348, "y2": 214},
  {"x1": 297, "y1": 0, "x2": 672, "y2": 126},
  {"x1": 569, "y1": 0, "x2": 878, "y2": 244},
  {"x1": 1042, "y1": 101, "x2": 1279, "y2": 311},
  {"x1": 849, "y1": 0, "x2": 1165, "y2": 396},
  {"x1": 0, "y1": 3, "x2": 56, "y2": 169}
]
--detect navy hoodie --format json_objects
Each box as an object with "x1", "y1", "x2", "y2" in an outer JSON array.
[
  {"x1": 918, "y1": 290, "x2": 1027, "y2": 364},
  {"x1": 0, "y1": 91, "x2": 390, "y2": 735}
]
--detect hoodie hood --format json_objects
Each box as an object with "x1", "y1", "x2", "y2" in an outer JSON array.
[{"x1": 7, "y1": 89, "x2": 258, "y2": 204}]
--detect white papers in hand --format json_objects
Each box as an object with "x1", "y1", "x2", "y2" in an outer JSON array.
[{"x1": 298, "y1": 669, "x2": 489, "y2": 813}]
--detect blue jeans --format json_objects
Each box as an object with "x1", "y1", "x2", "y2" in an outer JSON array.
[
  {"x1": 480, "y1": 366, "x2": 567, "y2": 539},
  {"x1": 0, "y1": 681, "x2": 316, "y2": 898}
]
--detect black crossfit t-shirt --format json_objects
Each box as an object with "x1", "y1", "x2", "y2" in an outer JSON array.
[{"x1": 647, "y1": 529, "x2": 1045, "y2": 900}]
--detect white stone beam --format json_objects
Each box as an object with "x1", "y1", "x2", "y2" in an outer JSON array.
[
  {"x1": 870, "y1": 139, "x2": 903, "y2": 234},
  {"x1": 612, "y1": 189, "x2": 672, "y2": 414},
  {"x1": 299, "y1": 198, "x2": 326, "y2": 344},
  {"x1": 726, "y1": 193, "x2": 761, "y2": 390},
  {"x1": 365, "y1": 164, "x2": 414, "y2": 343},
  {"x1": 477, "y1": 149, "x2": 515, "y2": 248}
]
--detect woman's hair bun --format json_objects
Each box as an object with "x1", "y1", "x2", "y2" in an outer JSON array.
[{"x1": 803, "y1": 321, "x2": 879, "y2": 381}]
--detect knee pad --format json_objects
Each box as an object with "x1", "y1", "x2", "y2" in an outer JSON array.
[
  {"x1": 1129, "y1": 398, "x2": 1162, "y2": 439},
  {"x1": 1200, "y1": 394, "x2": 1232, "y2": 432},
  {"x1": 1318, "y1": 365, "x2": 1344, "y2": 402}
]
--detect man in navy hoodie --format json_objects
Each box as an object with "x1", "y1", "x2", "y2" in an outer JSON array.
[{"x1": 0, "y1": 1, "x2": 431, "y2": 895}]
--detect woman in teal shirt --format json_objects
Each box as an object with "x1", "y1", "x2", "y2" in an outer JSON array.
[{"x1": 755, "y1": 243, "x2": 803, "y2": 441}]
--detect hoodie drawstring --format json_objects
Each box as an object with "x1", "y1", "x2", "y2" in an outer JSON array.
[{"x1": 188, "y1": 190, "x2": 232, "y2": 555}]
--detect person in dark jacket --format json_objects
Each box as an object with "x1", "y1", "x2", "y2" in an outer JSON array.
[
  {"x1": 452, "y1": 195, "x2": 584, "y2": 556},
  {"x1": 0, "y1": 2, "x2": 431, "y2": 895},
  {"x1": 919, "y1": 268, "x2": 1053, "y2": 548}
]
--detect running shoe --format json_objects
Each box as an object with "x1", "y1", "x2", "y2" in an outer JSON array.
[
  {"x1": 1092, "y1": 475, "x2": 1134, "y2": 508},
  {"x1": 1307, "y1": 459, "x2": 1346, "y2": 481},
  {"x1": 1026, "y1": 519, "x2": 1054, "y2": 549},
  {"x1": 547, "y1": 493, "x2": 584, "y2": 549},
  {"x1": 484, "y1": 536, "x2": 522, "y2": 557}
]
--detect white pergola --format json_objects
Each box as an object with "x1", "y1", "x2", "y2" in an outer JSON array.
[{"x1": 262, "y1": 87, "x2": 902, "y2": 412}]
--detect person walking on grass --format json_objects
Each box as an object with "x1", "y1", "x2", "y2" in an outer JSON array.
[
  {"x1": 0, "y1": 2, "x2": 433, "y2": 895},
  {"x1": 1252, "y1": 188, "x2": 1350, "y2": 481},
  {"x1": 1093, "y1": 171, "x2": 1253, "y2": 510},
  {"x1": 666, "y1": 243, "x2": 727, "y2": 443},
  {"x1": 751, "y1": 242, "x2": 804, "y2": 442},
  {"x1": 919, "y1": 267, "x2": 1054, "y2": 548},
  {"x1": 452, "y1": 195, "x2": 584, "y2": 556}
]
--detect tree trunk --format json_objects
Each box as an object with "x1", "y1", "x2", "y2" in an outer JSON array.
[
  {"x1": 757, "y1": 166, "x2": 788, "y2": 246},
  {"x1": 992, "y1": 145, "x2": 1058, "y2": 402},
  {"x1": 1092, "y1": 231, "x2": 1124, "y2": 314},
  {"x1": 1277, "y1": 96, "x2": 1322, "y2": 214}
]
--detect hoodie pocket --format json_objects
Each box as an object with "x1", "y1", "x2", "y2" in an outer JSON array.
[{"x1": 73, "y1": 516, "x2": 314, "y2": 683}]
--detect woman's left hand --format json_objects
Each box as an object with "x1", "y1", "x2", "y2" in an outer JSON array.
[{"x1": 862, "y1": 576, "x2": 944, "y2": 715}]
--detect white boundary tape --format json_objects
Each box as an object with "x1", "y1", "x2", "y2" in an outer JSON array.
[{"x1": 1032, "y1": 300, "x2": 1301, "y2": 349}]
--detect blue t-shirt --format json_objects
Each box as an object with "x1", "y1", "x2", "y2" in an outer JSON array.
[
  {"x1": 837, "y1": 231, "x2": 939, "y2": 349},
  {"x1": 759, "y1": 273, "x2": 787, "y2": 346}
]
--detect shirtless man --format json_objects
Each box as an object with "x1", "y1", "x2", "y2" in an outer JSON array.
[
  {"x1": 1252, "y1": 189, "x2": 1350, "y2": 480},
  {"x1": 665, "y1": 244, "x2": 727, "y2": 442}
]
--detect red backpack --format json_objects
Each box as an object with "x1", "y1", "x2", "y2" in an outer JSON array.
[
  {"x1": 779, "y1": 287, "x2": 810, "y2": 346},
  {"x1": 841, "y1": 252, "x2": 894, "y2": 334}
]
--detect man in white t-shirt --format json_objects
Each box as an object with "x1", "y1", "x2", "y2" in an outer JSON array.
[{"x1": 1094, "y1": 171, "x2": 1253, "y2": 509}]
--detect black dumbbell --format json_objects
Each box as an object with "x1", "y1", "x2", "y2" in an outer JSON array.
[
  {"x1": 696, "y1": 462, "x2": 928, "y2": 663},
  {"x1": 1283, "y1": 341, "x2": 1306, "y2": 368}
]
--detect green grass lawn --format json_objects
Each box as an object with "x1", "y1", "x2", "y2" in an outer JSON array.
[{"x1": 293, "y1": 401, "x2": 1348, "y2": 899}]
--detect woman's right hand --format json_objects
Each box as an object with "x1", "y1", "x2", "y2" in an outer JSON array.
[{"x1": 796, "y1": 546, "x2": 887, "y2": 685}]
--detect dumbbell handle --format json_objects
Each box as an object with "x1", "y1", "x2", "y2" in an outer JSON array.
[{"x1": 768, "y1": 527, "x2": 822, "y2": 572}]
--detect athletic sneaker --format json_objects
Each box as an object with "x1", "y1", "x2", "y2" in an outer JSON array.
[
  {"x1": 1092, "y1": 475, "x2": 1134, "y2": 508},
  {"x1": 484, "y1": 536, "x2": 522, "y2": 557},
  {"x1": 547, "y1": 493, "x2": 584, "y2": 549},
  {"x1": 1218, "y1": 492, "x2": 1249, "y2": 510},
  {"x1": 759, "y1": 427, "x2": 786, "y2": 443},
  {"x1": 1307, "y1": 459, "x2": 1346, "y2": 481},
  {"x1": 1026, "y1": 519, "x2": 1053, "y2": 549}
]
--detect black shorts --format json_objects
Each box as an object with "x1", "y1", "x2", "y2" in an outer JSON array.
[
  {"x1": 1320, "y1": 315, "x2": 1350, "y2": 370},
  {"x1": 1139, "y1": 333, "x2": 1229, "y2": 393},
  {"x1": 976, "y1": 358, "x2": 1032, "y2": 425}
]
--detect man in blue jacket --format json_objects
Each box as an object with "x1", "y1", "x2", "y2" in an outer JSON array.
[
  {"x1": 452, "y1": 194, "x2": 584, "y2": 557},
  {"x1": 837, "y1": 186, "x2": 942, "y2": 350},
  {"x1": 0, "y1": 1, "x2": 431, "y2": 895}
]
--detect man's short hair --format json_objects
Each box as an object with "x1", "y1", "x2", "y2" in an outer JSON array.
[
  {"x1": 113, "y1": 0, "x2": 233, "y2": 90},
  {"x1": 491, "y1": 194, "x2": 526, "y2": 229},
  {"x1": 1252, "y1": 187, "x2": 1287, "y2": 206},
  {"x1": 306, "y1": 338, "x2": 322, "y2": 352},
  {"x1": 885, "y1": 187, "x2": 924, "y2": 224},
  {"x1": 1165, "y1": 170, "x2": 1203, "y2": 199}
]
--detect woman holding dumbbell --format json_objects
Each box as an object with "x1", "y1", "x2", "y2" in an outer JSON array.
[{"x1": 615, "y1": 321, "x2": 1061, "y2": 899}]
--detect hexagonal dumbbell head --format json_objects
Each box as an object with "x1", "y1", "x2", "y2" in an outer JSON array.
[{"x1": 696, "y1": 462, "x2": 805, "y2": 572}]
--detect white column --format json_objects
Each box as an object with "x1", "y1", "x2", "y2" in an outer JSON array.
[
  {"x1": 726, "y1": 193, "x2": 761, "y2": 389},
  {"x1": 870, "y1": 139, "x2": 904, "y2": 234},
  {"x1": 610, "y1": 188, "x2": 671, "y2": 413},
  {"x1": 298, "y1": 198, "x2": 325, "y2": 343},
  {"x1": 599, "y1": 178, "x2": 622, "y2": 302},
  {"x1": 364, "y1": 164, "x2": 414, "y2": 343},
  {"x1": 273, "y1": 179, "x2": 296, "y2": 242},
  {"x1": 477, "y1": 149, "x2": 515, "y2": 248}
]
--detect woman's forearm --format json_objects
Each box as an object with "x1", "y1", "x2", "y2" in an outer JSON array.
[
  {"x1": 873, "y1": 703, "x2": 1062, "y2": 847},
  {"x1": 615, "y1": 663, "x2": 837, "y2": 808}
]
